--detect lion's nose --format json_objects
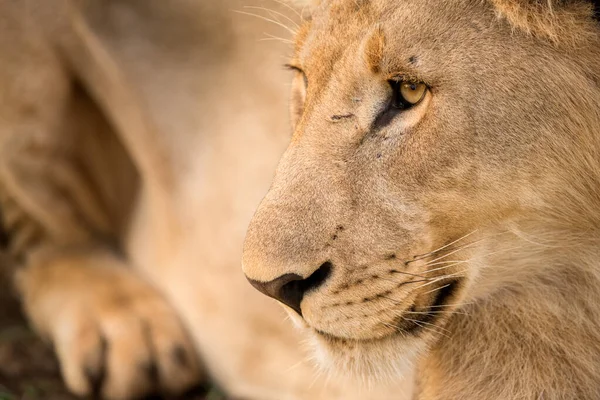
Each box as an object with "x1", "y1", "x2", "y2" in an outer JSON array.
[{"x1": 247, "y1": 262, "x2": 332, "y2": 315}]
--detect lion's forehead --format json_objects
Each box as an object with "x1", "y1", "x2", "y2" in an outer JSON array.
[
  {"x1": 301, "y1": 0, "x2": 489, "y2": 68},
  {"x1": 311, "y1": 0, "x2": 478, "y2": 32},
  {"x1": 295, "y1": 0, "x2": 494, "y2": 103}
]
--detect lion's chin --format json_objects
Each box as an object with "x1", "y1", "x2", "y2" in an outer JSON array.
[{"x1": 306, "y1": 329, "x2": 425, "y2": 385}]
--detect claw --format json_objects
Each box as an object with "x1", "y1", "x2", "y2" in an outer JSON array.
[{"x1": 85, "y1": 334, "x2": 107, "y2": 397}]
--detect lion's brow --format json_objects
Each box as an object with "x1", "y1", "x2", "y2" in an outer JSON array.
[{"x1": 363, "y1": 26, "x2": 386, "y2": 73}]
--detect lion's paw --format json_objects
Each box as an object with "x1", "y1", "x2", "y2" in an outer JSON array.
[{"x1": 16, "y1": 248, "x2": 203, "y2": 400}]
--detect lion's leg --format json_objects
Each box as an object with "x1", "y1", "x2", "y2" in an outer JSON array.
[
  {"x1": 0, "y1": 3, "x2": 202, "y2": 398},
  {"x1": 16, "y1": 246, "x2": 202, "y2": 399},
  {"x1": 3, "y1": 185, "x2": 203, "y2": 399}
]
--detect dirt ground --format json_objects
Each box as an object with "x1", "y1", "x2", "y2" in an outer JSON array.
[{"x1": 0, "y1": 263, "x2": 226, "y2": 400}]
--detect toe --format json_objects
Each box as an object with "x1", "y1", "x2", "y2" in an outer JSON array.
[
  {"x1": 54, "y1": 320, "x2": 106, "y2": 398},
  {"x1": 101, "y1": 315, "x2": 156, "y2": 400},
  {"x1": 148, "y1": 312, "x2": 203, "y2": 395}
]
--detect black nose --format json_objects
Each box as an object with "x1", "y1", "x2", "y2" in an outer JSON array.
[{"x1": 247, "y1": 262, "x2": 332, "y2": 315}]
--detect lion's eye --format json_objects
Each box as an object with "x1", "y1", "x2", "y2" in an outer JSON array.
[
  {"x1": 390, "y1": 80, "x2": 427, "y2": 110},
  {"x1": 400, "y1": 82, "x2": 427, "y2": 104}
]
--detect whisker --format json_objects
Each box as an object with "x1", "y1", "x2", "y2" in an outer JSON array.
[
  {"x1": 415, "y1": 271, "x2": 467, "y2": 292},
  {"x1": 285, "y1": 359, "x2": 306, "y2": 373},
  {"x1": 267, "y1": 0, "x2": 303, "y2": 19},
  {"x1": 260, "y1": 33, "x2": 294, "y2": 44},
  {"x1": 232, "y1": 10, "x2": 297, "y2": 35},
  {"x1": 420, "y1": 242, "x2": 479, "y2": 266},
  {"x1": 379, "y1": 277, "x2": 432, "y2": 286},
  {"x1": 402, "y1": 318, "x2": 450, "y2": 338},
  {"x1": 244, "y1": 5, "x2": 300, "y2": 29},
  {"x1": 428, "y1": 302, "x2": 474, "y2": 309},
  {"x1": 308, "y1": 365, "x2": 322, "y2": 389},
  {"x1": 381, "y1": 321, "x2": 412, "y2": 339},
  {"x1": 422, "y1": 243, "x2": 528, "y2": 275},
  {"x1": 409, "y1": 277, "x2": 448, "y2": 291},
  {"x1": 404, "y1": 317, "x2": 451, "y2": 334},
  {"x1": 433, "y1": 270, "x2": 468, "y2": 281},
  {"x1": 422, "y1": 259, "x2": 464, "y2": 267},
  {"x1": 409, "y1": 271, "x2": 467, "y2": 292},
  {"x1": 381, "y1": 316, "x2": 436, "y2": 335},
  {"x1": 407, "y1": 230, "x2": 513, "y2": 266},
  {"x1": 381, "y1": 321, "x2": 398, "y2": 330},
  {"x1": 382, "y1": 295, "x2": 470, "y2": 318},
  {"x1": 390, "y1": 269, "x2": 429, "y2": 279},
  {"x1": 506, "y1": 222, "x2": 577, "y2": 249},
  {"x1": 406, "y1": 309, "x2": 469, "y2": 317},
  {"x1": 421, "y1": 282, "x2": 451, "y2": 295},
  {"x1": 422, "y1": 260, "x2": 467, "y2": 274},
  {"x1": 259, "y1": 38, "x2": 294, "y2": 43},
  {"x1": 407, "y1": 229, "x2": 478, "y2": 263},
  {"x1": 384, "y1": 302, "x2": 467, "y2": 317}
]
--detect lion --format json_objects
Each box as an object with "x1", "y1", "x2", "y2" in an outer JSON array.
[
  {"x1": 0, "y1": 0, "x2": 409, "y2": 399},
  {"x1": 242, "y1": 0, "x2": 600, "y2": 398}
]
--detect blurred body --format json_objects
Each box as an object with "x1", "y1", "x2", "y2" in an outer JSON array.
[{"x1": 0, "y1": 0, "x2": 409, "y2": 399}]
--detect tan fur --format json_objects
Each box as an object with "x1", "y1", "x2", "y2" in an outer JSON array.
[
  {"x1": 491, "y1": 0, "x2": 598, "y2": 44},
  {"x1": 363, "y1": 27, "x2": 386, "y2": 73},
  {"x1": 243, "y1": 0, "x2": 600, "y2": 398},
  {"x1": 0, "y1": 0, "x2": 410, "y2": 399}
]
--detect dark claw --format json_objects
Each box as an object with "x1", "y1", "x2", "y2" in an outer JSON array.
[
  {"x1": 172, "y1": 345, "x2": 189, "y2": 369},
  {"x1": 141, "y1": 359, "x2": 159, "y2": 382},
  {"x1": 85, "y1": 334, "x2": 108, "y2": 399}
]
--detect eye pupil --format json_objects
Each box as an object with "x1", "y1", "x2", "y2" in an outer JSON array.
[{"x1": 389, "y1": 80, "x2": 427, "y2": 109}]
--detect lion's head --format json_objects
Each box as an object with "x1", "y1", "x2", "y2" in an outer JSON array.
[{"x1": 242, "y1": 0, "x2": 600, "y2": 381}]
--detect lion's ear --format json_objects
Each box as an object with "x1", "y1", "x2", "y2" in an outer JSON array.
[{"x1": 489, "y1": 0, "x2": 597, "y2": 44}]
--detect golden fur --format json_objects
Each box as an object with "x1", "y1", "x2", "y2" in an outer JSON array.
[
  {"x1": 0, "y1": 0, "x2": 409, "y2": 399},
  {"x1": 243, "y1": 0, "x2": 600, "y2": 398}
]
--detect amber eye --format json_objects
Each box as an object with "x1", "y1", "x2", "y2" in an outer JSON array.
[{"x1": 390, "y1": 80, "x2": 427, "y2": 110}]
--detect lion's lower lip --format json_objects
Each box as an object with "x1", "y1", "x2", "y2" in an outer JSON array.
[{"x1": 314, "y1": 328, "x2": 403, "y2": 344}]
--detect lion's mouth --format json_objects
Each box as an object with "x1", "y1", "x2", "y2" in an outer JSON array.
[
  {"x1": 396, "y1": 278, "x2": 462, "y2": 334},
  {"x1": 314, "y1": 278, "x2": 463, "y2": 343}
]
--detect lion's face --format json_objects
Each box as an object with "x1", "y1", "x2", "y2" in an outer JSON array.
[{"x1": 243, "y1": 0, "x2": 600, "y2": 379}]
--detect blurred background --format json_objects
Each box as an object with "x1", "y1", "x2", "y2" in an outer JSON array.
[{"x1": 0, "y1": 0, "x2": 302, "y2": 399}]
